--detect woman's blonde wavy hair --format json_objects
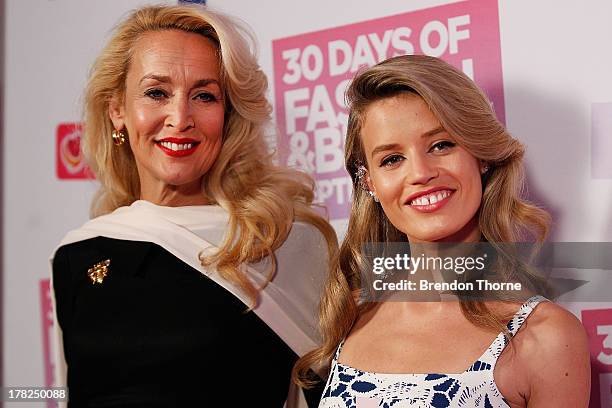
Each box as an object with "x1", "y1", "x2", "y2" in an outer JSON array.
[
  {"x1": 294, "y1": 55, "x2": 551, "y2": 386},
  {"x1": 83, "y1": 5, "x2": 337, "y2": 304}
]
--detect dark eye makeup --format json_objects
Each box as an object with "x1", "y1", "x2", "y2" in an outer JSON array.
[
  {"x1": 430, "y1": 140, "x2": 455, "y2": 152},
  {"x1": 194, "y1": 92, "x2": 218, "y2": 102},
  {"x1": 380, "y1": 154, "x2": 404, "y2": 167},
  {"x1": 144, "y1": 88, "x2": 167, "y2": 99},
  {"x1": 144, "y1": 88, "x2": 219, "y2": 103}
]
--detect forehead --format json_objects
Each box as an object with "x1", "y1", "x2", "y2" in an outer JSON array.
[
  {"x1": 128, "y1": 29, "x2": 220, "y2": 81},
  {"x1": 361, "y1": 94, "x2": 441, "y2": 148}
]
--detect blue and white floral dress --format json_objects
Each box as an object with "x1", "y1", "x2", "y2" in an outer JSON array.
[{"x1": 319, "y1": 296, "x2": 547, "y2": 408}]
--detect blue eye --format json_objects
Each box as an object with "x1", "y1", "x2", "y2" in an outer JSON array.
[
  {"x1": 430, "y1": 141, "x2": 455, "y2": 152},
  {"x1": 144, "y1": 89, "x2": 167, "y2": 99},
  {"x1": 194, "y1": 92, "x2": 217, "y2": 102},
  {"x1": 380, "y1": 154, "x2": 404, "y2": 167}
]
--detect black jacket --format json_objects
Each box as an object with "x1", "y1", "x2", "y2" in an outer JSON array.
[{"x1": 53, "y1": 236, "x2": 323, "y2": 407}]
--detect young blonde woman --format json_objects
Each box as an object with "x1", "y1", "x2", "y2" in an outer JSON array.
[
  {"x1": 51, "y1": 5, "x2": 335, "y2": 407},
  {"x1": 296, "y1": 55, "x2": 590, "y2": 407}
]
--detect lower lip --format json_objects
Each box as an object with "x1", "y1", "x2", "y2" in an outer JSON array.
[
  {"x1": 156, "y1": 143, "x2": 199, "y2": 157},
  {"x1": 407, "y1": 192, "x2": 454, "y2": 213}
]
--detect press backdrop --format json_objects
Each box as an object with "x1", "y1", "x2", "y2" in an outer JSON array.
[{"x1": 3, "y1": 0, "x2": 612, "y2": 406}]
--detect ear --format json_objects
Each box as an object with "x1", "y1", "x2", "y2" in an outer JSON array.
[
  {"x1": 108, "y1": 96, "x2": 126, "y2": 131},
  {"x1": 365, "y1": 170, "x2": 377, "y2": 196}
]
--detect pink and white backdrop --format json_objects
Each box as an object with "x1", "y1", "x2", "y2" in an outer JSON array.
[{"x1": 3, "y1": 0, "x2": 611, "y2": 406}]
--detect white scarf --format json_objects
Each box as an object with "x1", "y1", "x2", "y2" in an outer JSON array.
[{"x1": 50, "y1": 200, "x2": 328, "y2": 406}]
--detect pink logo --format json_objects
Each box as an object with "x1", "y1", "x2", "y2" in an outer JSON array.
[
  {"x1": 581, "y1": 308, "x2": 612, "y2": 408},
  {"x1": 273, "y1": 0, "x2": 505, "y2": 220},
  {"x1": 56, "y1": 123, "x2": 94, "y2": 179}
]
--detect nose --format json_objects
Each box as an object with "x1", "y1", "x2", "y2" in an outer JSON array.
[
  {"x1": 405, "y1": 151, "x2": 438, "y2": 185},
  {"x1": 165, "y1": 96, "x2": 194, "y2": 131}
]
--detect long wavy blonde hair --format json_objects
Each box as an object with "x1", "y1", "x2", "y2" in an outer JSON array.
[
  {"x1": 82, "y1": 4, "x2": 337, "y2": 303},
  {"x1": 294, "y1": 55, "x2": 551, "y2": 385}
]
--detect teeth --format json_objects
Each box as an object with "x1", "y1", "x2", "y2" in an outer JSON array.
[
  {"x1": 420, "y1": 197, "x2": 430, "y2": 205},
  {"x1": 159, "y1": 141, "x2": 195, "y2": 151},
  {"x1": 410, "y1": 190, "x2": 452, "y2": 206}
]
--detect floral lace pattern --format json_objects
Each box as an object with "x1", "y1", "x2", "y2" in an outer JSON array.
[{"x1": 319, "y1": 296, "x2": 547, "y2": 408}]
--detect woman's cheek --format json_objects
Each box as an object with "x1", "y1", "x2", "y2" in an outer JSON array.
[
  {"x1": 134, "y1": 104, "x2": 162, "y2": 130},
  {"x1": 375, "y1": 170, "x2": 405, "y2": 202}
]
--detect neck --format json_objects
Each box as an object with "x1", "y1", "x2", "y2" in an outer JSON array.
[
  {"x1": 139, "y1": 178, "x2": 211, "y2": 207},
  {"x1": 406, "y1": 217, "x2": 482, "y2": 301}
]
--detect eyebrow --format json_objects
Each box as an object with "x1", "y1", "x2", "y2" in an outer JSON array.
[
  {"x1": 369, "y1": 126, "x2": 447, "y2": 159},
  {"x1": 423, "y1": 126, "x2": 446, "y2": 138},
  {"x1": 371, "y1": 143, "x2": 402, "y2": 159},
  {"x1": 139, "y1": 74, "x2": 221, "y2": 89}
]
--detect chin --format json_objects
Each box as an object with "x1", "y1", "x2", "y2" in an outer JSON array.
[
  {"x1": 409, "y1": 233, "x2": 452, "y2": 243},
  {"x1": 434, "y1": 225, "x2": 481, "y2": 243},
  {"x1": 405, "y1": 225, "x2": 466, "y2": 243},
  {"x1": 159, "y1": 173, "x2": 202, "y2": 188}
]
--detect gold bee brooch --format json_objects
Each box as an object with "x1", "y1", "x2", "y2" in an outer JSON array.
[{"x1": 88, "y1": 259, "x2": 110, "y2": 284}]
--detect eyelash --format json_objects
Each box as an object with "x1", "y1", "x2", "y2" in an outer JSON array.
[
  {"x1": 195, "y1": 92, "x2": 217, "y2": 102},
  {"x1": 378, "y1": 141, "x2": 456, "y2": 167},
  {"x1": 430, "y1": 140, "x2": 455, "y2": 152},
  {"x1": 380, "y1": 154, "x2": 403, "y2": 167},
  {"x1": 144, "y1": 88, "x2": 167, "y2": 99},
  {"x1": 144, "y1": 89, "x2": 218, "y2": 102}
]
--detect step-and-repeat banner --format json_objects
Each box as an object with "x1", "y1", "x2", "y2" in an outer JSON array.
[{"x1": 3, "y1": 0, "x2": 612, "y2": 406}]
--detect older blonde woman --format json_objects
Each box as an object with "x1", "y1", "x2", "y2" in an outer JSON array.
[
  {"x1": 51, "y1": 5, "x2": 335, "y2": 407},
  {"x1": 296, "y1": 55, "x2": 590, "y2": 407}
]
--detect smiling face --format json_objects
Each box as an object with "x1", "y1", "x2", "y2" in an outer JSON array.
[
  {"x1": 361, "y1": 93, "x2": 484, "y2": 243},
  {"x1": 109, "y1": 29, "x2": 225, "y2": 205}
]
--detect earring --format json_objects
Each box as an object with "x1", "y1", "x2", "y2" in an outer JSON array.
[
  {"x1": 481, "y1": 164, "x2": 489, "y2": 174},
  {"x1": 356, "y1": 165, "x2": 379, "y2": 202},
  {"x1": 112, "y1": 129, "x2": 126, "y2": 146}
]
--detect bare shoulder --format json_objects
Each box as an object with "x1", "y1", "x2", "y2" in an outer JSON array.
[
  {"x1": 518, "y1": 301, "x2": 588, "y2": 357},
  {"x1": 513, "y1": 301, "x2": 591, "y2": 407}
]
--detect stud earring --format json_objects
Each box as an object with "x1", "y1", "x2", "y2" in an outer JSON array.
[
  {"x1": 112, "y1": 129, "x2": 126, "y2": 146},
  {"x1": 481, "y1": 164, "x2": 489, "y2": 174}
]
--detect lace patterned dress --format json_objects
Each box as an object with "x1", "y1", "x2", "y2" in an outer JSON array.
[{"x1": 319, "y1": 296, "x2": 547, "y2": 408}]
